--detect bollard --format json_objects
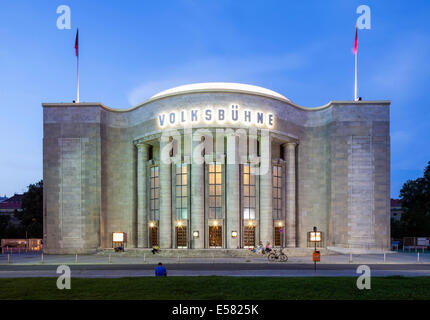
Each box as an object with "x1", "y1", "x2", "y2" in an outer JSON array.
[
  {"x1": 418, "y1": 252, "x2": 420, "y2": 263},
  {"x1": 75, "y1": 253, "x2": 78, "y2": 264},
  {"x1": 41, "y1": 253, "x2": 44, "y2": 264},
  {"x1": 349, "y1": 253, "x2": 353, "y2": 263},
  {"x1": 143, "y1": 253, "x2": 146, "y2": 263},
  {"x1": 108, "y1": 254, "x2": 111, "y2": 264},
  {"x1": 8, "y1": 254, "x2": 10, "y2": 264},
  {"x1": 384, "y1": 253, "x2": 386, "y2": 263},
  {"x1": 177, "y1": 254, "x2": 180, "y2": 263}
]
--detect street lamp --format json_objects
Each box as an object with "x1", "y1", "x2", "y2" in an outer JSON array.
[{"x1": 309, "y1": 226, "x2": 321, "y2": 271}]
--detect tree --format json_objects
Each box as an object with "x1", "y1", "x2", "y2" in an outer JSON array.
[
  {"x1": 0, "y1": 215, "x2": 10, "y2": 238},
  {"x1": 15, "y1": 180, "x2": 43, "y2": 238},
  {"x1": 398, "y1": 162, "x2": 430, "y2": 237}
]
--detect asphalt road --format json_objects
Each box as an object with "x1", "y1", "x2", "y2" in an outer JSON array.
[{"x1": 0, "y1": 263, "x2": 429, "y2": 277}]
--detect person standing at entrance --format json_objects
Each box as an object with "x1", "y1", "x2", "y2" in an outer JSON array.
[{"x1": 155, "y1": 262, "x2": 167, "y2": 276}]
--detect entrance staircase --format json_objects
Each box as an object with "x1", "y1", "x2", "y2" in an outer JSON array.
[{"x1": 97, "y1": 247, "x2": 334, "y2": 258}]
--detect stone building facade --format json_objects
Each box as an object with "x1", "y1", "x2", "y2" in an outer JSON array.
[{"x1": 42, "y1": 83, "x2": 391, "y2": 254}]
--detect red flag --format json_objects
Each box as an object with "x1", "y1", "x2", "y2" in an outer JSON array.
[
  {"x1": 353, "y1": 28, "x2": 357, "y2": 54},
  {"x1": 75, "y1": 29, "x2": 79, "y2": 57}
]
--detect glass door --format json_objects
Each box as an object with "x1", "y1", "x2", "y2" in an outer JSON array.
[{"x1": 209, "y1": 226, "x2": 222, "y2": 248}]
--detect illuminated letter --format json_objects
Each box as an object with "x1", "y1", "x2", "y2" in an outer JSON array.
[
  {"x1": 244, "y1": 110, "x2": 251, "y2": 123},
  {"x1": 180, "y1": 110, "x2": 187, "y2": 123},
  {"x1": 231, "y1": 105, "x2": 239, "y2": 122},
  {"x1": 257, "y1": 112, "x2": 264, "y2": 125},
  {"x1": 158, "y1": 114, "x2": 166, "y2": 127},
  {"x1": 169, "y1": 112, "x2": 176, "y2": 125},
  {"x1": 191, "y1": 109, "x2": 199, "y2": 122},
  {"x1": 205, "y1": 109, "x2": 212, "y2": 121},
  {"x1": 218, "y1": 109, "x2": 225, "y2": 121},
  {"x1": 268, "y1": 113, "x2": 274, "y2": 127}
]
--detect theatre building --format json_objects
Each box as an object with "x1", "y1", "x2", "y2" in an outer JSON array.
[{"x1": 42, "y1": 82, "x2": 391, "y2": 254}]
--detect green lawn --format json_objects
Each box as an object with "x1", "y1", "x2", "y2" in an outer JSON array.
[{"x1": 1, "y1": 276, "x2": 429, "y2": 300}]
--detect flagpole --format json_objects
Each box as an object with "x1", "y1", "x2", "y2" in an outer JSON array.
[
  {"x1": 354, "y1": 48, "x2": 357, "y2": 101},
  {"x1": 77, "y1": 53, "x2": 80, "y2": 103},
  {"x1": 75, "y1": 28, "x2": 79, "y2": 103}
]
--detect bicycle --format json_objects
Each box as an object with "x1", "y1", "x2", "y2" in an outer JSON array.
[{"x1": 267, "y1": 248, "x2": 288, "y2": 262}]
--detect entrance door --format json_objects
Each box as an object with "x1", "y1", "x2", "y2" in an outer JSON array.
[
  {"x1": 176, "y1": 226, "x2": 187, "y2": 248},
  {"x1": 150, "y1": 225, "x2": 158, "y2": 247},
  {"x1": 209, "y1": 226, "x2": 222, "y2": 248},
  {"x1": 244, "y1": 226, "x2": 255, "y2": 248},
  {"x1": 274, "y1": 226, "x2": 282, "y2": 247}
]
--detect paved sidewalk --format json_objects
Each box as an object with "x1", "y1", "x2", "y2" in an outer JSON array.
[{"x1": 0, "y1": 251, "x2": 429, "y2": 265}]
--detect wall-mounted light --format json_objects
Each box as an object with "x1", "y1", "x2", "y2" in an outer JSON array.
[
  {"x1": 176, "y1": 220, "x2": 183, "y2": 227},
  {"x1": 192, "y1": 231, "x2": 199, "y2": 239},
  {"x1": 149, "y1": 222, "x2": 155, "y2": 228},
  {"x1": 248, "y1": 220, "x2": 255, "y2": 227},
  {"x1": 212, "y1": 220, "x2": 218, "y2": 227},
  {"x1": 277, "y1": 221, "x2": 283, "y2": 227},
  {"x1": 112, "y1": 232, "x2": 124, "y2": 242},
  {"x1": 231, "y1": 231, "x2": 238, "y2": 238}
]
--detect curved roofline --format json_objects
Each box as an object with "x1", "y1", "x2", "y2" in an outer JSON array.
[
  {"x1": 42, "y1": 99, "x2": 390, "y2": 113},
  {"x1": 42, "y1": 82, "x2": 390, "y2": 112},
  {"x1": 149, "y1": 82, "x2": 290, "y2": 102}
]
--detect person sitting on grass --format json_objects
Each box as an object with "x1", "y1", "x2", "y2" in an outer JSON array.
[
  {"x1": 155, "y1": 262, "x2": 167, "y2": 277},
  {"x1": 152, "y1": 245, "x2": 160, "y2": 254}
]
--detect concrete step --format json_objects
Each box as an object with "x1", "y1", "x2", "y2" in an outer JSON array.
[{"x1": 97, "y1": 248, "x2": 333, "y2": 258}]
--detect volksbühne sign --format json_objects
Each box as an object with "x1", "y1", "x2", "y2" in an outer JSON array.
[{"x1": 157, "y1": 105, "x2": 274, "y2": 128}]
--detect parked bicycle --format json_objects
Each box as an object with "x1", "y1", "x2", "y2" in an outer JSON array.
[{"x1": 267, "y1": 248, "x2": 288, "y2": 262}]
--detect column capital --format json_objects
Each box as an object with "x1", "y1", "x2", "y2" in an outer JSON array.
[
  {"x1": 134, "y1": 141, "x2": 150, "y2": 149},
  {"x1": 283, "y1": 141, "x2": 298, "y2": 148}
]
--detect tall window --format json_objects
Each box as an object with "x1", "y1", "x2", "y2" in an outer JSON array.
[
  {"x1": 150, "y1": 166, "x2": 159, "y2": 220},
  {"x1": 242, "y1": 163, "x2": 256, "y2": 220},
  {"x1": 208, "y1": 163, "x2": 223, "y2": 219},
  {"x1": 272, "y1": 165, "x2": 282, "y2": 219},
  {"x1": 175, "y1": 163, "x2": 188, "y2": 220}
]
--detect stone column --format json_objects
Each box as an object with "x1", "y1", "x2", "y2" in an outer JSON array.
[
  {"x1": 191, "y1": 136, "x2": 205, "y2": 248},
  {"x1": 226, "y1": 133, "x2": 240, "y2": 249},
  {"x1": 285, "y1": 142, "x2": 297, "y2": 247},
  {"x1": 259, "y1": 133, "x2": 272, "y2": 247},
  {"x1": 159, "y1": 138, "x2": 172, "y2": 248},
  {"x1": 136, "y1": 143, "x2": 149, "y2": 248}
]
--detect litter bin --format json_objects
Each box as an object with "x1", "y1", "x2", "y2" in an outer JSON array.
[{"x1": 313, "y1": 250, "x2": 321, "y2": 262}]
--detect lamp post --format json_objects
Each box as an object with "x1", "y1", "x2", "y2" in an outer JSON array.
[{"x1": 309, "y1": 226, "x2": 322, "y2": 272}]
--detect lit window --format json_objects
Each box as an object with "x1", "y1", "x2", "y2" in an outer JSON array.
[
  {"x1": 272, "y1": 165, "x2": 283, "y2": 219},
  {"x1": 242, "y1": 163, "x2": 256, "y2": 220},
  {"x1": 150, "y1": 166, "x2": 159, "y2": 220},
  {"x1": 208, "y1": 163, "x2": 223, "y2": 219},
  {"x1": 176, "y1": 163, "x2": 188, "y2": 220}
]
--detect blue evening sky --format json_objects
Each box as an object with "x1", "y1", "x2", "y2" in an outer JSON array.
[{"x1": 0, "y1": 0, "x2": 429, "y2": 198}]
